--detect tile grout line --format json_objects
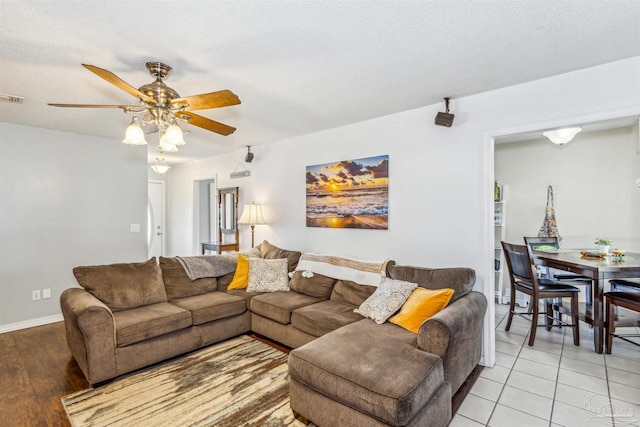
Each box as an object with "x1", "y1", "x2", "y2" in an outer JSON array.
[
  {"x1": 484, "y1": 305, "x2": 512, "y2": 426},
  {"x1": 548, "y1": 325, "x2": 566, "y2": 427}
]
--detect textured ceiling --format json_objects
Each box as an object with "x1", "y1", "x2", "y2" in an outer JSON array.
[{"x1": 1, "y1": 1, "x2": 639, "y2": 165}]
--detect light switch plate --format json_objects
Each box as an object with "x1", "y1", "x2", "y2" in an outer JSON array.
[{"x1": 130, "y1": 224, "x2": 141, "y2": 233}]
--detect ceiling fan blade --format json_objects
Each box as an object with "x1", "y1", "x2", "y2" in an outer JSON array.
[
  {"x1": 48, "y1": 103, "x2": 139, "y2": 109},
  {"x1": 82, "y1": 64, "x2": 156, "y2": 104},
  {"x1": 175, "y1": 111, "x2": 236, "y2": 136},
  {"x1": 171, "y1": 90, "x2": 240, "y2": 111}
]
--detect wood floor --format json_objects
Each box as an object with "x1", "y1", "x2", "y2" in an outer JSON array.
[
  {"x1": 1, "y1": 322, "x2": 479, "y2": 426},
  {"x1": 0, "y1": 322, "x2": 88, "y2": 427}
]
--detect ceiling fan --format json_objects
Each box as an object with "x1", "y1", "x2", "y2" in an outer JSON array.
[{"x1": 48, "y1": 62, "x2": 240, "y2": 138}]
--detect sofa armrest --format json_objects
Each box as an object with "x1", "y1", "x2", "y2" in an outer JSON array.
[
  {"x1": 60, "y1": 288, "x2": 117, "y2": 384},
  {"x1": 417, "y1": 291, "x2": 487, "y2": 394}
]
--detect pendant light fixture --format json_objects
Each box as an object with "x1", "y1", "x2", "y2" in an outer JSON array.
[{"x1": 151, "y1": 157, "x2": 171, "y2": 174}]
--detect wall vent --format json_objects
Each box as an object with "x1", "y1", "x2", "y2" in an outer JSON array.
[{"x1": 0, "y1": 93, "x2": 25, "y2": 103}]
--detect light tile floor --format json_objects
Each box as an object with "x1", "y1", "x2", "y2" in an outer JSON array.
[{"x1": 451, "y1": 303, "x2": 640, "y2": 427}]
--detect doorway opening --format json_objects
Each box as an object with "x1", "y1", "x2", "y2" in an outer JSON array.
[{"x1": 194, "y1": 178, "x2": 217, "y2": 253}]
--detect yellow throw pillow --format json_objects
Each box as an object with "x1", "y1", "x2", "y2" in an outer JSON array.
[
  {"x1": 389, "y1": 287, "x2": 454, "y2": 333},
  {"x1": 227, "y1": 254, "x2": 250, "y2": 290}
]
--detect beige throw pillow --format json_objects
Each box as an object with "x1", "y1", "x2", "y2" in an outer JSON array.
[
  {"x1": 247, "y1": 258, "x2": 290, "y2": 292},
  {"x1": 354, "y1": 277, "x2": 417, "y2": 324}
]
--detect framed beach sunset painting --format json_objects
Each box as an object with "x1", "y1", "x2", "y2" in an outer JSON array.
[{"x1": 306, "y1": 155, "x2": 389, "y2": 229}]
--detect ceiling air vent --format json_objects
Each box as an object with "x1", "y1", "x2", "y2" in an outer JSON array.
[{"x1": 0, "y1": 93, "x2": 25, "y2": 103}]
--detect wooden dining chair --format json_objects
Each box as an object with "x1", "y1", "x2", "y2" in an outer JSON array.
[
  {"x1": 604, "y1": 291, "x2": 640, "y2": 353},
  {"x1": 501, "y1": 241, "x2": 581, "y2": 346},
  {"x1": 609, "y1": 278, "x2": 640, "y2": 292},
  {"x1": 523, "y1": 236, "x2": 593, "y2": 305}
]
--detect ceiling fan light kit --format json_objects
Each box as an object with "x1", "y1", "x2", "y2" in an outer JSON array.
[
  {"x1": 48, "y1": 61, "x2": 241, "y2": 173},
  {"x1": 123, "y1": 117, "x2": 148, "y2": 145}
]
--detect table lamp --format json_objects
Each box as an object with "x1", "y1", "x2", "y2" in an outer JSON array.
[{"x1": 238, "y1": 201, "x2": 266, "y2": 248}]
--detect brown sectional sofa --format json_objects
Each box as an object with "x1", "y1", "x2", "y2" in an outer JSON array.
[{"x1": 60, "y1": 248, "x2": 487, "y2": 427}]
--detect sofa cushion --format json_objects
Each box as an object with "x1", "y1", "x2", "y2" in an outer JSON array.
[
  {"x1": 73, "y1": 258, "x2": 167, "y2": 312},
  {"x1": 388, "y1": 265, "x2": 475, "y2": 302},
  {"x1": 159, "y1": 257, "x2": 217, "y2": 300},
  {"x1": 247, "y1": 258, "x2": 290, "y2": 292},
  {"x1": 250, "y1": 291, "x2": 323, "y2": 325},
  {"x1": 171, "y1": 292, "x2": 246, "y2": 325},
  {"x1": 225, "y1": 289, "x2": 264, "y2": 308},
  {"x1": 288, "y1": 320, "x2": 439, "y2": 426},
  {"x1": 389, "y1": 287, "x2": 454, "y2": 333},
  {"x1": 289, "y1": 271, "x2": 336, "y2": 299},
  {"x1": 291, "y1": 300, "x2": 363, "y2": 337},
  {"x1": 260, "y1": 240, "x2": 302, "y2": 272},
  {"x1": 227, "y1": 254, "x2": 250, "y2": 290},
  {"x1": 354, "y1": 277, "x2": 417, "y2": 324},
  {"x1": 329, "y1": 279, "x2": 377, "y2": 307},
  {"x1": 112, "y1": 302, "x2": 192, "y2": 347}
]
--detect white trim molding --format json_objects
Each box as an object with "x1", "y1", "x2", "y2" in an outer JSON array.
[{"x1": 0, "y1": 314, "x2": 64, "y2": 334}]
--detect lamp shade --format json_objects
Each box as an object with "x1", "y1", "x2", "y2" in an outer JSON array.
[
  {"x1": 543, "y1": 127, "x2": 582, "y2": 145},
  {"x1": 164, "y1": 122, "x2": 185, "y2": 145},
  {"x1": 158, "y1": 132, "x2": 179, "y2": 152},
  {"x1": 238, "y1": 202, "x2": 266, "y2": 225},
  {"x1": 123, "y1": 117, "x2": 148, "y2": 145}
]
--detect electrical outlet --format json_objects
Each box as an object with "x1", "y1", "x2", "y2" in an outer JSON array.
[
  {"x1": 32, "y1": 290, "x2": 41, "y2": 301},
  {"x1": 43, "y1": 288, "x2": 51, "y2": 299}
]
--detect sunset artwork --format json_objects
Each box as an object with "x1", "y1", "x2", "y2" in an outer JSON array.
[{"x1": 306, "y1": 155, "x2": 389, "y2": 229}]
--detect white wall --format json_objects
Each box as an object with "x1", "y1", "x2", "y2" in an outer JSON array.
[
  {"x1": 0, "y1": 124, "x2": 148, "y2": 329},
  {"x1": 166, "y1": 56, "x2": 640, "y2": 365},
  {"x1": 496, "y1": 126, "x2": 640, "y2": 252}
]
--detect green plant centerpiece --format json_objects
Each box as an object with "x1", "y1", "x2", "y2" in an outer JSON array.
[{"x1": 594, "y1": 238, "x2": 612, "y2": 254}]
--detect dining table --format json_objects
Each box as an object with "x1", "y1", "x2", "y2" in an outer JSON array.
[{"x1": 532, "y1": 249, "x2": 640, "y2": 354}]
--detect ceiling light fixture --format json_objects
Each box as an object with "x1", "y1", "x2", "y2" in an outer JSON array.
[
  {"x1": 50, "y1": 62, "x2": 240, "y2": 158},
  {"x1": 123, "y1": 117, "x2": 148, "y2": 145},
  {"x1": 150, "y1": 157, "x2": 170, "y2": 174},
  {"x1": 543, "y1": 127, "x2": 582, "y2": 146}
]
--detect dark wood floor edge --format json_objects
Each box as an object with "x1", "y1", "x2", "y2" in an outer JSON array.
[{"x1": 451, "y1": 364, "x2": 484, "y2": 415}]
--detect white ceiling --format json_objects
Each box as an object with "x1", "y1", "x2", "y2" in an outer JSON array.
[{"x1": 1, "y1": 1, "x2": 639, "y2": 166}]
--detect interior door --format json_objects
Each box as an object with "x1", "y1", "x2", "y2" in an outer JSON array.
[{"x1": 148, "y1": 181, "x2": 164, "y2": 258}]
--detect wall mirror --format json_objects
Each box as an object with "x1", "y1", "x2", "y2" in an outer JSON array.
[{"x1": 218, "y1": 187, "x2": 239, "y2": 243}]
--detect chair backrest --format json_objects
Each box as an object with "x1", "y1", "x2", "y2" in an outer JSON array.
[
  {"x1": 524, "y1": 236, "x2": 559, "y2": 251},
  {"x1": 501, "y1": 241, "x2": 534, "y2": 286}
]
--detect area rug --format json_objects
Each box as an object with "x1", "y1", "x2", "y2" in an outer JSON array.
[{"x1": 62, "y1": 335, "x2": 306, "y2": 427}]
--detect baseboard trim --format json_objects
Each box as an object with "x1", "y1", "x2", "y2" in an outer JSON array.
[{"x1": 0, "y1": 314, "x2": 64, "y2": 334}]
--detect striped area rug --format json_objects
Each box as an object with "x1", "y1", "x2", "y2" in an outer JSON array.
[{"x1": 62, "y1": 335, "x2": 306, "y2": 427}]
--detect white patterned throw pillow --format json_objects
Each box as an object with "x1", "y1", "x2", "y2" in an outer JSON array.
[
  {"x1": 354, "y1": 277, "x2": 418, "y2": 324},
  {"x1": 247, "y1": 258, "x2": 290, "y2": 292}
]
